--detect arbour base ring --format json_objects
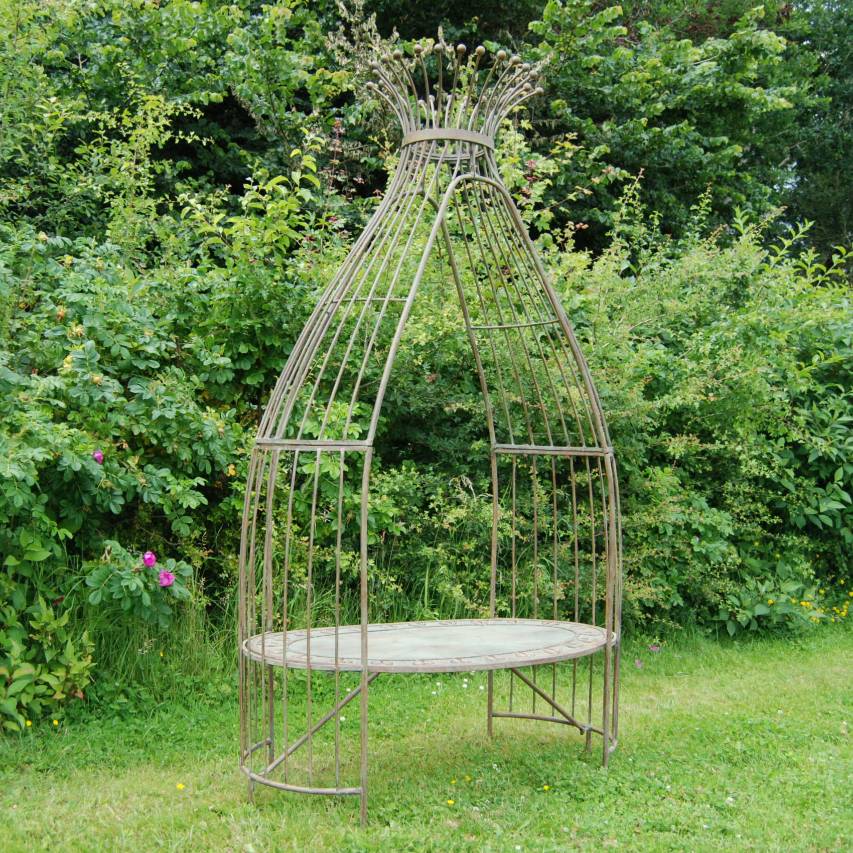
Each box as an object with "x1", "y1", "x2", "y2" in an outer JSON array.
[{"x1": 238, "y1": 34, "x2": 622, "y2": 825}]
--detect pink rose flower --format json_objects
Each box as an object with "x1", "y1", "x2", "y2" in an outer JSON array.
[
  {"x1": 92, "y1": 449, "x2": 104, "y2": 464},
  {"x1": 158, "y1": 570, "x2": 175, "y2": 588},
  {"x1": 142, "y1": 551, "x2": 157, "y2": 568}
]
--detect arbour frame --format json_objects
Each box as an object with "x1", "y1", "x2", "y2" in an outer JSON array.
[{"x1": 238, "y1": 38, "x2": 622, "y2": 824}]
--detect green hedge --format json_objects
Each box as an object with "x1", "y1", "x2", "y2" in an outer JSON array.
[{"x1": 0, "y1": 0, "x2": 850, "y2": 728}]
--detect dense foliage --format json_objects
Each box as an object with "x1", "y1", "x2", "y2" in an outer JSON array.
[{"x1": 0, "y1": 0, "x2": 850, "y2": 728}]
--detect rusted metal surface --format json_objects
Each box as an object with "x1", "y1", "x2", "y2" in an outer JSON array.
[{"x1": 238, "y1": 37, "x2": 622, "y2": 823}]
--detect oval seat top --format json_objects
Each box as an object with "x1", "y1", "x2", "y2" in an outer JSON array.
[{"x1": 242, "y1": 618, "x2": 616, "y2": 673}]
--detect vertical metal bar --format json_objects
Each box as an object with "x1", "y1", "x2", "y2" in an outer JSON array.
[
  {"x1": 281, "y1": 449, "x2": 300, "y2": 783},
  {"x1": 586, "y1": 458, "x2": 596, "y2": 748},
  {"x1": 611, "y1": 458, "x2": 623, "y2": 744},
  {"x1": 531, "y1": 456, "x2": 539, "y2": 714},
  {"x1": 551, "y1": 458, "x2": 559, "y2": 710},
  {"x1": 334, "y1": 449, "x2": 345, "y2": 787},
  {"x1": 360, "y1": 448, "x2": 374, "y2": 826},
  {"x1": 570, "y1": 456, "x2": 579, "y2": 716},
  {"x1": 602, "y1": 452, "x2": 619, "y2": 762},
  {"x1": 264, "y1": 450, "x2": 280, "y2": 765},
  {"x1": 304, "y1": 449, "x2": 323, "y2": 785},
  {"x1": 509, "y1": 456, "x2": 517, "y2": 712}
]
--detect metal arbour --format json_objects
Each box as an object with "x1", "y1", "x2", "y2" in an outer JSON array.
[{"x1": 238, "y1": 37, "x2": 622, "y2": 824}]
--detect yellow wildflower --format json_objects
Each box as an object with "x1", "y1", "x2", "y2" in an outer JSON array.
[
  {"x1": 25, "y1": 720, "x2": 32, "y2": 727},
  {"x1": 767, "y1": 599, "x2": 774, "y2": 605},
  {"x1": 176, "y1": 783, "x2": 185, "y2": 791},
  {"x1": 543, "y1": 784, "x2": 551, "y2": 791},
  {"x1": 52, "y1": 719, "x2": 59, "y2": 726},
  {"x1": 446, "y1": 799, "x2": 455, "y2": 806}
]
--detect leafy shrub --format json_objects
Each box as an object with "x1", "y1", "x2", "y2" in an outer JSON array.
[
  {"x1": 541, "y1": 198, "x2": 851, "y2": 631},
  {"x1": 528, "y1": 1, "x2": 814, "y2": 247},
  {"x1": 0, "y1": 90, "x2": 335, "y2": 720},
  {"x1": 0, "y1": 591, "x2": 94, "y2": 732},
  {"x1": 0, "y1": 224, "x2": 244, "y2": 723},
  {"x1": 0, "y1": 0, "x2": 850, "y2": 720}
]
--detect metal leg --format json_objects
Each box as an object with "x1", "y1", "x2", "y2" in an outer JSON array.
[
  {"x1": 487, "y1": 671, "x2": 494, "y2": 737},
  {"x1": 508, "y1": 667, "x2": 602, "y2": 736}
]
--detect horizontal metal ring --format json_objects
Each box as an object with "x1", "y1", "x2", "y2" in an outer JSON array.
[{"x1": 401, "y1": 128, "x2": 495, "y2": 150}]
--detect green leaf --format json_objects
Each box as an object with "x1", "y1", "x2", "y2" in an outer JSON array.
[
  {"x1": 23, "y1": 548, "x2": 51, "y2": 562},
  {"x1": 7, "y1": 677, "x2": 33, "y2": 696}
]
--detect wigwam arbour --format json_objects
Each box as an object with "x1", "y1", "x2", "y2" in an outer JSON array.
[{"x1": 238, "y1": 34, "x2": 622, "y2": 823}]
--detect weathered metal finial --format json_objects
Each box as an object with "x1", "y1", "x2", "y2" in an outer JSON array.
[{"x1": 366, "y1": 37, "x2": 544, "y2": 139}]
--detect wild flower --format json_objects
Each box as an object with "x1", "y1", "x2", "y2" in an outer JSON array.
[
  {"x1": 92, "y1": 449, "x2": 104, "y2": 464},
  {"x1": 143, "y1": 551, "x2": 157, "y2": 568},
  {"x1": 158, "y1": 570, "x2": 176, "y2": 588}
]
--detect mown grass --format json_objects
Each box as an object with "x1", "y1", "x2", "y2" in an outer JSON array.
[{"x1": 2, "y1": 627, "x2": 851, "y2": 852}]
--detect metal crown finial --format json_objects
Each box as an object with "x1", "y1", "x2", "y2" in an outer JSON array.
[{"x1": 365, "y1": 37, "x2": 544, "y2": 140}]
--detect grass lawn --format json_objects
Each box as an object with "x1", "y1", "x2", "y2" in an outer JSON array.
[{"x1": 2, "y1": 627, "x2": 851, "y2": 852}]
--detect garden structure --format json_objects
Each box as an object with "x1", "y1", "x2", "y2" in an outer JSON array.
[{"x1": 238, "y1": 37, "x2": 622, "y2": 824}]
